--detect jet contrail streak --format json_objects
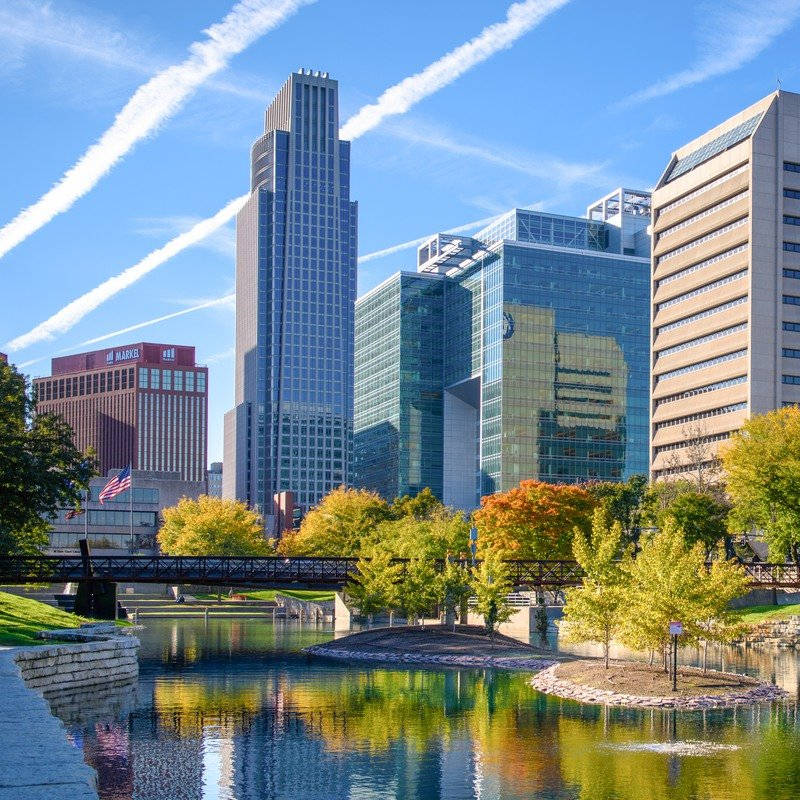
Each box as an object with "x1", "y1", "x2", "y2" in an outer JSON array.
[
  {"x1": 0, "y1": 0, "x2": 313, "y2": 260},
  {"x1": 358, "y1": 212, "x2": 503, "y2": 264},
  {"x1": 339, "y1": 0, "x2": 570, "y2": 140},
  {"x1": 4, "y1": 195, "x2": 246, "y2": 351}
]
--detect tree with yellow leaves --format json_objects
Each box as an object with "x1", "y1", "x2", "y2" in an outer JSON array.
[
  {"x1": 561, "y1": 506, "x2": 628, "y2": 668},
  {"x1": 723, "y1": 406, "x2": 800, "y2": 561},
  {"x1": 158, "y1": 496, "x2": 269, "y2": 555}
]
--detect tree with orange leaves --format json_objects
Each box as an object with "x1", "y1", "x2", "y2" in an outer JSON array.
[{"x1": 473, "y1": 479, "x2": 595, "y2": 560}]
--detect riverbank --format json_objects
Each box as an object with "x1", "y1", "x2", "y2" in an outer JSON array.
[
  {"x1": 531, "y1": 659, "x2": 787, "y2": 709},
  {"x1": 304, "y1": 624, "x2": 562, "y2": 670}
]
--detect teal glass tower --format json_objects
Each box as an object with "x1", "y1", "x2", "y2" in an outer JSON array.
[
  {"x1": 354, "y1": 189, "x2": 650, "y2": 508},
  {"x1": 224, "y1": 71, "x2": 357, "y2": 529}
]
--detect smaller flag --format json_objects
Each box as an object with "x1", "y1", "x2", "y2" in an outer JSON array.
[
  {"x1": 99, "y1": 465, "x2": 132, "y2": 504},
  {"x1": 65, "y1": 508, "x2": 86, "y2": 520}
]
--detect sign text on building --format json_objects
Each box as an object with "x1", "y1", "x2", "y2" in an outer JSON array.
[{"x1": 106, "y1": 347, "x2": 140, "y2": 364}]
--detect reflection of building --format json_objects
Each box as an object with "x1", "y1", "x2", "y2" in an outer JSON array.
[
  {"x1": 355, "y1": 189, "x2": 650, "y2": 508},
  {"x1": 650, "y1": 92, "x2": 800, "y2": 480},
  {"x1": 207, "y1": 462, "x2": 223, "y2": 497},
  {"x1": 32, "y1": 343, "x2": 208, "y2": 482},
  {"x1": 49, "y1": 469, "x2": 205, "y2": 552},
  {"x1": 224, "y1": 70, "x2": 357, "y2": 531}
]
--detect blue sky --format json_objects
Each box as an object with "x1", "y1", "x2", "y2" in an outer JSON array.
[{"x1": 3, "y1": 0, "x2": 800, "y2": 463}]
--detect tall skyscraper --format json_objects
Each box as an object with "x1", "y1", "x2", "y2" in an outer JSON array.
[
  {"x1": 33, "y1": 343, "x2": 207, "y2": 483},
  {"x1": 224, "y1": 70, "x2": 357, "y2": 529},
  {"x1": 355, "y1": 189, "x2": 651, "y2": 508},
  {"x1": 650, "y1": 91, "x2": 800, "y2": 480}
]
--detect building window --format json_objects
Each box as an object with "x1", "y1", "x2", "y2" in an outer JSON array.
[
  {"x1": 784, "y1": 294, "x2": 800, "y2": 305},
  {"x1": 162, "y1": 369, "x2": 172, "y2": 390},
  {"x1": 783, "y1": 348, "x2": 800, "y2": 359},
  {"x1": 150, "y1": 368, "x2": 160, "y2": 389},
  {"x1": 783, "y1": 242, "x2": 800, "y2": 253},
  {"x1": 196, "y1": 372, "x2": 206, "y2": 393},
  {"x1": 174, "y1": 370, "x2": 183, "y2": 391},
  {"x1": 139, "y1": 368, "x2": 148, "y2": 388},
  {"x1": 185, "y1": 371, "x2": 195, "y2": 392},
  {"x1": 785, "y1": 188, "x2": 800, "y2": 199},
  {"x1": 785, "y1": 215, "x2": 800, "y2": 226},
  {"x1": 783, "y1": 374, "x2": 800, "y2": 384},
  {"x1": 784, "y1": 321, "x2": 800, "y2": 332},
  {"x1": 785, "y1": 161, "x2": 800, "y2": 173},
  {"x1": 784, "y1": 268, "x2": 800, "y2": 280}
]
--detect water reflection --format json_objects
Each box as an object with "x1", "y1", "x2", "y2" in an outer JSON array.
[{"x1": 51, "y1": 619, "x2": 800, "y2": 800}]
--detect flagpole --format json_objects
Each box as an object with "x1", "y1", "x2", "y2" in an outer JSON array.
[{"x1": 129, "y1": 466, "x2": 134, "y2": 551}]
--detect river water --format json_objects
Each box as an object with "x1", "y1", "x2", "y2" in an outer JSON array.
[{"x1": 53, "y1": 619, "x2": 800, "y2": 800}]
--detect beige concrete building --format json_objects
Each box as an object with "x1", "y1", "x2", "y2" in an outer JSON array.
[{"x1": 651, "y1": 91, "x2": 800, "y2": 479}]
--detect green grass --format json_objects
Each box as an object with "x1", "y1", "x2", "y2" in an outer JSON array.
[
  {"x1": 0, "y1": 590, "x2": 89, "y2": 646},
  {"x1": 739, "y1": 603, "x2": 800, "y2": 624},
  {"x1": 193, "y1": 589, "x2": 334, "y2": 603}
]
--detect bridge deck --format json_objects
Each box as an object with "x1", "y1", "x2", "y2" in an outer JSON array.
[{"x1": 0, "y1": 555, "x2": 797, "y2": 589}]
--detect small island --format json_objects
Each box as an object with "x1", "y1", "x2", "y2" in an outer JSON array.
[
  {"x1": 305, "y1": 624, "x2": 560, "y2": 671},
  {"x1": 532, "y1": 660, "x2": 787, "y2": 709}
]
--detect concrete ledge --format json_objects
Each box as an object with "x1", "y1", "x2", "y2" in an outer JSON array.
[
  {"x1": 531, "y1": 662, "x2": 788, "y2": 709},
  {"x1": 304, "y1": 644, "x2": 557, "y2": 671},
  {"x1": 0, "y1": 625, "x2": 140, "y2": 800}
]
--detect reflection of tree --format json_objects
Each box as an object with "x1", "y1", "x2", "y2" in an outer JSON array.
[{"x1": 152, "y1": 679, "x2": 265, "y2": 737}]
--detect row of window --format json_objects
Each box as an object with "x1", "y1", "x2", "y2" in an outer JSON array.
[
  {"x1": 655, "y1": 375, "x2": 747, "y2": 408},
  {"x1": 657, "y1": 244, "x2": 746, "y2": 288},
  {"x1": 658, "y1": 164, "x2": 748, "y2": 215},
  {"x1": 138, "y1": 368, "x2": 205, "y2": 393},
  {"x1": 656, "y1": 269, "x2": 747, "y2": 312},
  {"x1": 653, "y1": 402, "x2": 747, "y2": 433},
  {"x1": 657, "y1": 296, "x2": 747, "y2": 334},
  {"x1": 87, "y1": 487, "x2": 159, "y2": 504},
  {"x1": 657, "y1": 218, "x2": 747, "y2": 266},
  {"x1": 653, "y1": 431, "x2": 731, "y2": 456},
  {"x1": 656, "y1": 323, "x2": 747, "y2": 360},
  {"x1": 658, "y1": 191, "x2": 749, "y2": 242},
  {"x1": 656, "y1": 349, "x2": 747, "y2": 383},
  {"x1": 36, "y1": 368, "x2": 135, "y2": 401}
]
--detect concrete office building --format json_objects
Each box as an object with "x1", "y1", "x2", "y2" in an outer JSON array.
[
  {"x1": 224, "y1": 70, "x2": 357, "y2": 531},
  {"x1": 207, "y1": 462, "x2": 223, "y2": 497},
  {"x1": 49, "y1": 469, "x2": 206, "y2": 552},
  {"x1": 650, "y1": 91, "x2": 800, "y2": 479},
  {"x1": 355, "y1": 189, "x2": 651, "y2": 509},
  {"x1": 33, "y1": 343, "x2": 208, "y2": 483}
]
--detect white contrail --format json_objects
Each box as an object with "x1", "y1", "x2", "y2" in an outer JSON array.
[
  {"x1": 339, "y1": 0, "x2": 570, "y2": 140},
  {"x1": 358, "y1": 213, "x2": 503, "y2": 264},
  {"x1": 7, "y1": 2, "x2": 562, "y2": 350},
  {"x1": 4, "y1": 196, "x2": 246, "y2": 351},
  {"x1": 75, "y1": 294, "x2": 236, "y2": 347},
  {"x1": 0, "y1": 0, "x2": 313, "y2": 260}
]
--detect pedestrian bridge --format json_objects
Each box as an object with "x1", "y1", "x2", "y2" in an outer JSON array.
[{"x1": 0, "y1": 554, "x2": 797, "y2": 589}]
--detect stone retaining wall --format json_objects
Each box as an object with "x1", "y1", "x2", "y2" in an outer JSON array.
[
  {"x1": 740, "y1": 616, "x2": 800, "y2": 649},
  {"x1": 531, "y1": 662, "x2": 787, "y2": 710},
  {"x1": 14, "y1": 635, "x2": 139, "y2": 695}
]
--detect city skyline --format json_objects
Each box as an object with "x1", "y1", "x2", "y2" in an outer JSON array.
[{"x1": 4, "y1": 1, "x2": 800, "y2": 463}]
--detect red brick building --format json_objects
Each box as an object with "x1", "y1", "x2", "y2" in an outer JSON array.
[{"x1": 33, "y1": 343, "x2": 207, "y2": 482}]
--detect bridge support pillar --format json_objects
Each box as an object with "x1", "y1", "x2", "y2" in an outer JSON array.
[
  {"x1": 334, "y1": 592, "x2": 352, "y2": 632},
  {"x1": 74, "y1": 579, "x2": 117, "y2": 620}
]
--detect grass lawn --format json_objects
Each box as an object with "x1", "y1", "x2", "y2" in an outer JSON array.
[
  {"x1": 0, "y1": 590, "x2": 89, "y2": 646},
  {"x1": 194, "y1": 589, "x2": 334, "y2": 603},
  {"x1": 738, "y1": 603, "x2": 800, "y2": 624}
]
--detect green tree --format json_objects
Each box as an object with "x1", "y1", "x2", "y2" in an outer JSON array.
[
  {"x1": 619, "y1": 521, "x2": 748, "y2": 668},
  {"x1": 346, "y1": 549, "x2": 402, "y2": 625},
  {"x1": 722, "y1": 407, "x2": 800, "y2": 560},
  {"x1": 436, "y1": 559, "x2": 472, "y2": 629},
  {"x1": 471, "y1": 552, "x2": 514, "y2": 639},
  {"x1": 390, "y1": 487, "x2": 442, "y2": 520},
  {"x1": 158, "y1": 496, "x2": 269, "y2": 555},
  {"x1": 664, "y1": 491, "x2": 729, "y2": 554},
  {"x1": 0, "y1": 361, "x2": 94, "y2": 554},
  {"x1": 396, "y1": 558, "x2": 439, "y2": 625},
  {"x1": 561, "y1": 507, "x2": 627, "y2": 667},
  {"x1": 583, "y1": 475, "x2": 647, "y2": 549},
  {"x1": 278, "y1": 486, "x2": 391, "y2": 556},
  {"x1": 375, "y1": 508, "x2": 470, "y2": 560}
]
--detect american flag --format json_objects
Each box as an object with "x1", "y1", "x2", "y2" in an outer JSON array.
[{"x1": 99, "y1": 465, "x2": 131, "y2": 504}]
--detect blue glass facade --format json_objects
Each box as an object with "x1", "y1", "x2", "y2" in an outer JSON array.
[
  {"x1": 225, "y1": 71, "x2": 357, "y2": 525},
  {"x1": 354, "y1": 191, "x2": 650, "y2": 508}
]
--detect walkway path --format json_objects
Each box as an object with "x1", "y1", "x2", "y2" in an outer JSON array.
[{"x1": 0, "y1": 647, "x2": 97, "y2": 800}]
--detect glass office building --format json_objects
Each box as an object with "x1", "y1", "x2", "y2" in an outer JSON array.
[
  {"x1": 224, "y1": 71, "x2": 357, "y2": 529},
  {"x1": 354, "y1": 189, "x2": 650, "y2": 508}
]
